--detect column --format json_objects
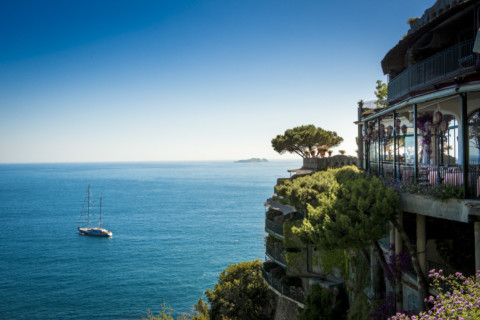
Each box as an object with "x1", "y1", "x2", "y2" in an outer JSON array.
[
  {"x1": 393, "y1": 112, "x2": 398, "y2": 180},
  {"x1": 365, "y1": 122, "x2": 370, "y2": 173},
  {"x1": 414, "y1": 104, "x2": 419, "y2": 183},
  {"x1": 461, "y1": 93, "x2": 469, "y2": 198},
  {"x1": 358, "y1": 102, "x2": 364, "y2": 169},
  {"x1": 378, "y1": 117, "x2": 382, "y2": 176},
  {"x1": 416, "y1": 214, "x2": 426, "y2": 275},
  {"x1": 475, "y1": 221, "x2": 480, "y2": 271}
]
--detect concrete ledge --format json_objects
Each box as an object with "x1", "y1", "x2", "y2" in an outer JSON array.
[{"x1": 399, "y1": 193, "x2": 480, "y2": 222}]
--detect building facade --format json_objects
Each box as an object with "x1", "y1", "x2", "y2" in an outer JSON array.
[
  {"x1": 264, "y1": 0, "x2": 480, "y2": 316},
  {"x1": 357, "y1": 0, "x2": 480, "y2": 311}
]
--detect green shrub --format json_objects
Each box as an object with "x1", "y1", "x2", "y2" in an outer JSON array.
[
  {"x1": 205, "y1": 260, "x2": 272, "y2": 320},
  {"x1": 300, "y1": 284, "x2": 348, "y2": 320}
]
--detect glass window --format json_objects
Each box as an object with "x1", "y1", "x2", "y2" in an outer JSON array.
[{"x1": 468, "y1": 110, "x2": 480, "y2": 164}]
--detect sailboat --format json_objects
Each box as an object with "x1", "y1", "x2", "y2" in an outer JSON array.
[{"x1": 77, "y1": 185, "x2": 112, "y2": 237}]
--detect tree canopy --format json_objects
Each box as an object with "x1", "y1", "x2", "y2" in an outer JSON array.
[
  {"x1": 271, "y1": 125, "x2": 343, "y2": 158},
  {"x1": 374, "y1": 80, "x2": 388, "y2": 109},
  {"x1": 276, "y1": 166, "x2": 433, "y2": 312},
  {"x1": 275, "y1": 166, "x2": 398, "y2": 250},
  {"x1": 205, "y1": 260, "x2": 272, "y2": 320}
]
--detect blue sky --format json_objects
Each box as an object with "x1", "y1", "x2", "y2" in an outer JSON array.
[{"x1": 0, "y1": 0, "x2": 435, "y2": 163}]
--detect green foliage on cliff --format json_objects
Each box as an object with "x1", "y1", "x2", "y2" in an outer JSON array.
[
  {"x1": 283, "y1": 220, "x2": 304, "y2": 248},
  {"x1": 277, "y1": 165, "x2": 400, "y2": 315},
  {"x1": 143, "y1": 302, "x2": 207, "y2": 320},
  {"x1": 300, "y1": 284, "x2": 348, "y2": 320},
  {"x1": 205, "y1": 260, "x2": 272, "y2": 320},
  {"x1": 281, "y1": 166, "x2": 398, "y2": 252},
  {"x1": 274, "y1": 166, "x2": 355, "y2": 212},
  {"x1": 319, "y1": 249, "x2": 349, "y2": 278}
]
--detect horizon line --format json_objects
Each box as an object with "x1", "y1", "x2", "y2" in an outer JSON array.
[{"x1": 0, "y1": 158, "x2": 302, "y2": 165}]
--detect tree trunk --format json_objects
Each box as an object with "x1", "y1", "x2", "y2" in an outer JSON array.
[{"x1": 391, "y1": 218, "x2": 428, "y2": 311}]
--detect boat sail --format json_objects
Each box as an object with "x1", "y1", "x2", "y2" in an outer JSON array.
[{"x1": 77, "y1": 185, "x2": 112, "y2": 237}]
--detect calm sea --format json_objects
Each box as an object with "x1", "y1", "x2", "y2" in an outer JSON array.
[{"x1": 0, "y1": 160, "x2": 300, "y2": 320}]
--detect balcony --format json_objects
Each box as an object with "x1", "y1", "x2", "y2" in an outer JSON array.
[
  {"x1": 262, "y1": 267, "x2": 305, "y2": 306},
  {"x1": 265, "y1": 218, "x2": 284, "y2": 238},
  {"x1": 388, "y1": 39, "x2": 475, "y2": 103},
  {"x1": 369, "y1": 161, "x2": 480, "y2": 200},
  {"x1": 266, "y1": 244, "x2": 286, "y2": 267}
]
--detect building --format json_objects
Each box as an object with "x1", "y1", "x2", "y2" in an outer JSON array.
[
  {"x1": 264, "y1": 0, "x2": 480, "y2": 316},
  {"x1": 357, "y1": 0, "x2": 480, "y2": 311}
]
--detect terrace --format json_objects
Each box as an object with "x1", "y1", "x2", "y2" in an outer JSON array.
[
  {"x1": 262, "y1": 266, "x2": 305, "y2": 307},
  {"x1": 360, "y1": 96, "x2": 480, "y2": 201}
]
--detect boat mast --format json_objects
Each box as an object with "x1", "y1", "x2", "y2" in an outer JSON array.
[
  {"x1": 99, "y1": 196, "x2": 102, "y2": 228},
  {"x1": 87, "y1": 184, "x2": 90, "y2": 228}
]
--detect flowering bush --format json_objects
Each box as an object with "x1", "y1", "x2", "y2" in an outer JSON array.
[{"x1": 389, "y1": 269, "x2": 480, "y2": 320}]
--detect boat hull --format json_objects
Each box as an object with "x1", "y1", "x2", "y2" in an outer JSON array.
[{"x1": 77, "y1": 227, "x2": 112, "y2": 237}]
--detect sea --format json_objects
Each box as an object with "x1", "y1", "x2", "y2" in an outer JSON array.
[{"x1": 0, "y1": 160, "x2": 300, "y2": 320}]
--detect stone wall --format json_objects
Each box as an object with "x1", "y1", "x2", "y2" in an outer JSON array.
[
  {"x1": 302, "y1": 155, "x2": 358, "y2": 171},
  {"x1": 273, "y1": 295, "x2": 301, "y2": 320}
]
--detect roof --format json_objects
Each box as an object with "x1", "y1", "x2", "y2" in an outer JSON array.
[
  {"x1": 264, "y1": 198, "x2": 296, "y2": 215},
  {"x1": 381, "y1": 0, "x2": 476, "y2": 75}
]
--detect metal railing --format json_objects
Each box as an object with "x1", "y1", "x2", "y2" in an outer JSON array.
[
  {"x1": 266, "y1": 244, "x2": 286, "y2": 266},
  {"x1": 265, "y1": 218, "x2": 284, "y2": 237},
  {"x1": 388, "y1": 39, "x2": 475, "y2": 102},
  {"x1": 262, "y1": 267, "x2": 305, "y2": 305},
  {"x1": 368, "y1": 161, "x2": 480, "y2": 199}
]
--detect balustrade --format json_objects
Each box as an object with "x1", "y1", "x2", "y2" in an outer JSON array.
[
  {"x1": 262, "y1": 267, "x2": 305, "y2": 304},
  {"x1": 388, "y1": 40, "x2": 475, "y2": 103},
  {"x1": 265, "y1": 218, "x2": 284, "y2": 237}
]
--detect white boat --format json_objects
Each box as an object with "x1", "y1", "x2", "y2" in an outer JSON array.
[{"x1": 77, "y1": 185, "x2": 112, "y2": 237}]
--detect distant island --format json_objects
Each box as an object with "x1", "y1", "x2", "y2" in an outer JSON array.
[{"x1": 235, "y1": 158, "x2": 269, "y2": 163}]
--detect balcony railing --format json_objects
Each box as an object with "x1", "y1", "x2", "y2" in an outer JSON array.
[
  {"x1": 368, "y1": 161, "x2": 480, "y2": 199},
  {"x1": 266, "y1": 244, "x2": 286, "y2": 266},
  {"x1": 262, "y1": 267, "x2": 305, "y2": 305},
  {"x1": 388, "y1": 39, "x2": 475, "y2": 103},
  {"x1": 265, "y1": 218, "x2": 284, "y2": 237}
]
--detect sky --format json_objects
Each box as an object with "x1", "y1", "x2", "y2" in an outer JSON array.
[{"x1": 0, "y1": 0, "x2": 436, "y2": 163}]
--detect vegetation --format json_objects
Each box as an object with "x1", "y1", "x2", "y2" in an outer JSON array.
[
  {"x1": 145, "y1": 260, "x2": 271, "y2": 320},
  {"x1": 406, "y1": 17, "x2": 420, "y2": 26},
  {"x1": 374, "y1": 80, "x2": 388, "y2": 109},
  {"x1": 276, "y1": 166, "x2": 430, "y2": 312},
  {"x1": 205, "y1": 260, "x2": 272, "y2": 320},
  {"x1": 142, "y1": 302, "x2": 207, "y2": 320},
  {"x1": 271, "y1": 125, "x2": 343, "y2": 159},
  {"x1": 390, "y1": 270, "x2": 480, "y2": 320},
  {"x1": 300, "y1": 284, "x2": 348, "y2": 320}
]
